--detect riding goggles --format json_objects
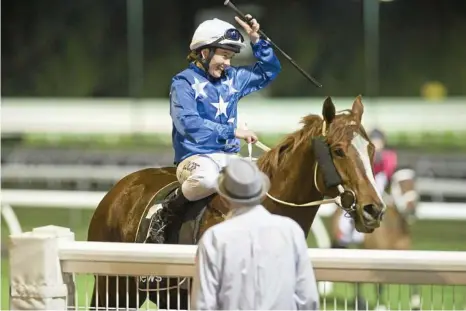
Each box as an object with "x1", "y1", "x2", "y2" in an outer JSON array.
[{"x1": 218, "y1": 28, "x2": 244, "y2": 43}]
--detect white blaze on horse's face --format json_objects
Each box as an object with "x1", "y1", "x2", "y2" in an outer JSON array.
[{"x1": 350, "y1": 132, "x2": 384, "y2": 203}]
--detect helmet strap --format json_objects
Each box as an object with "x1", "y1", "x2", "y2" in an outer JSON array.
[
  {"x1": 200, "y1": 48, "x2": 216, "y2": 72},
  {"x1": 191, "y1": 47, "x2": 226, "y2": 80}
]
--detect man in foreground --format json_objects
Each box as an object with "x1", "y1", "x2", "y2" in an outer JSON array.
[{"x1": 191, "y1": 158, "x2": 319, "y2": 310}]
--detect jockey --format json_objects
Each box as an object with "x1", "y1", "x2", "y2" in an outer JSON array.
[
  {"x1": 153, "y1": 15, "x2": 281, "y2": 243},
  {"x1": 333, "y1": 128, "x2": 398, "y2": 248}
]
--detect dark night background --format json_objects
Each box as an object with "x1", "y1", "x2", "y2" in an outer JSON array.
[{"x1": 2, "y1": 0, "x2": 465, "y2": 98}]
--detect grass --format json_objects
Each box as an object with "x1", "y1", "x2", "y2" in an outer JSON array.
[
  {"x1": 12, "y1": 130, "x2": 466, "y2": 152},
  {"x1": 2, "y1": 208, "x2": 466, "y2": 310}
]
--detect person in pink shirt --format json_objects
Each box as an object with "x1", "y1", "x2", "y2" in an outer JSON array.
[{"x1": 370, "y1": 128, "x2": 398, "y2": 195}]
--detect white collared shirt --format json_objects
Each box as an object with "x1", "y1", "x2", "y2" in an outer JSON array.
[{"x1": 191, "y1": 204, "x2": 319, "y2": 310}]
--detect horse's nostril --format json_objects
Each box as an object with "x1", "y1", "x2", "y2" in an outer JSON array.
[
  {"x1": 363, "y1": 204, "x2": 385, "y2": 220},
  {"x1": 363, "y1": 204, "x2": 378, "y2": 217}
]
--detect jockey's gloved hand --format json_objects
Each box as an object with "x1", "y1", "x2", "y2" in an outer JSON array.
[
  {"x1": 235, "y1": 14, "x2": 260, "y2": 44},
  {"x1": 235, "y1": 128, "x2": 258, "y2": 144}
]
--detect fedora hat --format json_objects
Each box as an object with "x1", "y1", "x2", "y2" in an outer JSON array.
[{"x1": 215, "y1": 157, "x2": 271, "y2": 206}]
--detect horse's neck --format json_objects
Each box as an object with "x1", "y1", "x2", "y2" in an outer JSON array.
[{"x1": 260, "y1": 146, "x2": 322, "y2": 235}]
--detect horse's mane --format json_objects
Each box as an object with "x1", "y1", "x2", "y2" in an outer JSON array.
[
  {"x1": 256, "y1": 114, "x2": 322, "y2": 177},
  {"x1": 257, "y1": 109, "x2": 370, "y2": 178}
]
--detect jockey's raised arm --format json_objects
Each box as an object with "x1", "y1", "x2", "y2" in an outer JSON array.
[
  {"x1": 232, "y1": 39, "x2": 281, "y2": 97},
  {"x1": 153, "y1": 15, "x2": 281, "y2": 244}
]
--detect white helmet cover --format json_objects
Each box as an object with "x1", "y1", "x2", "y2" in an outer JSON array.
[{"x1": 189, "y1": 18, "x2": 247, "y2": 52}]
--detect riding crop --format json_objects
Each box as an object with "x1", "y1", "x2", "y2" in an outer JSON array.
[{"x1": 224, "y1": 0, "x2": 323, "y2": 88}]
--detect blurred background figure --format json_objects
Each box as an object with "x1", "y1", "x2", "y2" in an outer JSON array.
[
  {"x1": 369, "y1": 128, "x2": 397, "y2": 196},
  {"x1": 2, "y1": 0, "x2": 466, "y2": 310},
  {"x1": 370, "y1": 128, "x2": 386, "y2": 162}
]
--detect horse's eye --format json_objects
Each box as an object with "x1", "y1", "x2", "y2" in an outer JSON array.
[{"x1": 334, "y1": 148, "x2": 345, "y2": 158}]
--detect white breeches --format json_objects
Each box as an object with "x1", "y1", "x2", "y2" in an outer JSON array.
[
  {"x1": 336, "y1": 210, "x2": 365, "y2": 246},
  {"x1": 176, "y1": 153, "x2": 241, "y2": 201}
]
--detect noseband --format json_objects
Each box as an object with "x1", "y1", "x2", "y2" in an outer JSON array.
[{"x1": 249, "y1": 121, "x2": 357, "y2": 212}]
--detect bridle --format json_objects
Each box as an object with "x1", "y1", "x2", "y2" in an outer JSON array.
[{"x1": 245, "y1": 121, "x2": 357, "y2": 212}]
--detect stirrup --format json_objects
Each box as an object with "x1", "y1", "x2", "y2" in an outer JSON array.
[
  {"x1": 149, "y1": 208, "x2": 168, "y2": 244},
  {"x1": 148, "y1": 192, "x2": 184, "y2": 244}
]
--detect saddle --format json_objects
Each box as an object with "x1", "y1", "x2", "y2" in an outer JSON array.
[{"x1": 135, "y1": 182, "x2": 214, "y2": 245}]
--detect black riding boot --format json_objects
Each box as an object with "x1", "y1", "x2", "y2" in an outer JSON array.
[{"x1": 151, "y1": 188, "x2": 190, "y2": 244}]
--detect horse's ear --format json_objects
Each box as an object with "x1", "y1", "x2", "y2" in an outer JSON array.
[
  {"x1": 352, "y1": 95, "x2": 364, "y2": 124},
  {"x1": 322, "y1": 96, "x2": 336, "y2": 124}
]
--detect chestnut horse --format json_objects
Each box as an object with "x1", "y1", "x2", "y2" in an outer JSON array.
[
  {"x1": 329, "y1": 167, "x2": 419, "y2": 309},
  {"x1": 87, "y1": 95, "x2": 386, "y2": 310}
]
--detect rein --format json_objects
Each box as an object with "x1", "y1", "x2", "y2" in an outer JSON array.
[{"x1": 246, "y1": 121, "x2": 344, "y2": 208}]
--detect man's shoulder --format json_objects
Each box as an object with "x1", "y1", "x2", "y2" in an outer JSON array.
[
  {"x1": 247, "y1": 209, "x2": 303, "y2": 232},
  {"x1": 203, "y1": 207, "x2": 302, "y2": 235},
  {"x1": 269, "y1": 213, "x2": 303, "y2": 231},
  {"x1": 198, "y1": 225, "x2": 221, "y2": 247}
]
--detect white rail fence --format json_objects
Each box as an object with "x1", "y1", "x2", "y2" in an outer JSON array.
[
  {"x1": 3, "y1": 188, "x2": 466, "y2": 257},
  {"x1": 7, "y1": 226, "x2": 466, "y2": 310},
  {"x1": 3, "y1": 97, "x2": 466, "y2": 135},
  {"x1": 3, "y1": 164, "x2": 465, "y2": 199},
  {"x1": 2, "y1": 188, "x2": 466, "y2": 234},
  {"x1": 0, "y1": 189, "x2": 331, "y2": 250}
]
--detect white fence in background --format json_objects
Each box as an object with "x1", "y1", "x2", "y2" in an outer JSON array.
[
  {"x1": 1, "y1": 164, "x2": 463, "y2": 191},
  {"x1": 0, "y1": 189, "x2": 331, "y2": 249},
  {"x1": 8, "y1": 226, "x2": 466, "y2": 310},
  {"x1": 2, "y1": 188, "x2": 466, "y2": 248},
  {"x1": 2, "y1": 163, "x2": 465, "y2": 199},
  {"x1": 3, "y1": 97, "x2": 466, "y2": 135}
]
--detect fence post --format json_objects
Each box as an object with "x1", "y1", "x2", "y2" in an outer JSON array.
[{"x1": 9, "y1": 225, "x2": 75, "y2": 310}]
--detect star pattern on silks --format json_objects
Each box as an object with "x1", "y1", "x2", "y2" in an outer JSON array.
[
  {"x1": 210, "y1": 95, "x2": 229, "y2": 119},
  {"x1": 222, "y1": 77, "x2": 238, "y2": 95},
  {"x1": 191, "y1": 77, "x2": 208, "y2": 99},
  {"x1": 227, "y1": 117, "x2": 235, "y2": 124}
]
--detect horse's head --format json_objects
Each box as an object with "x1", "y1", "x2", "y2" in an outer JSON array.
[
  {"x1": 314, "y1": 95, "x2": 386, "y2": 233},
  {"x1": 389, "y1": 168, "x2": 419, "y2": 223}
]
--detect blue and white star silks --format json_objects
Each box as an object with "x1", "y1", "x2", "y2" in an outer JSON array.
[
  {"x1": 191, "y1": 77, "x2": 208, "y2": 99},
  {"x1": 169, "y1": 38, "x2": 282, "y2": 163},
  {"x1": 210, "y1": 95, "x2": 229, "y2": 119},
  {"x1": 222, "y1": 77, "x2": 238, "y2": 95}
]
